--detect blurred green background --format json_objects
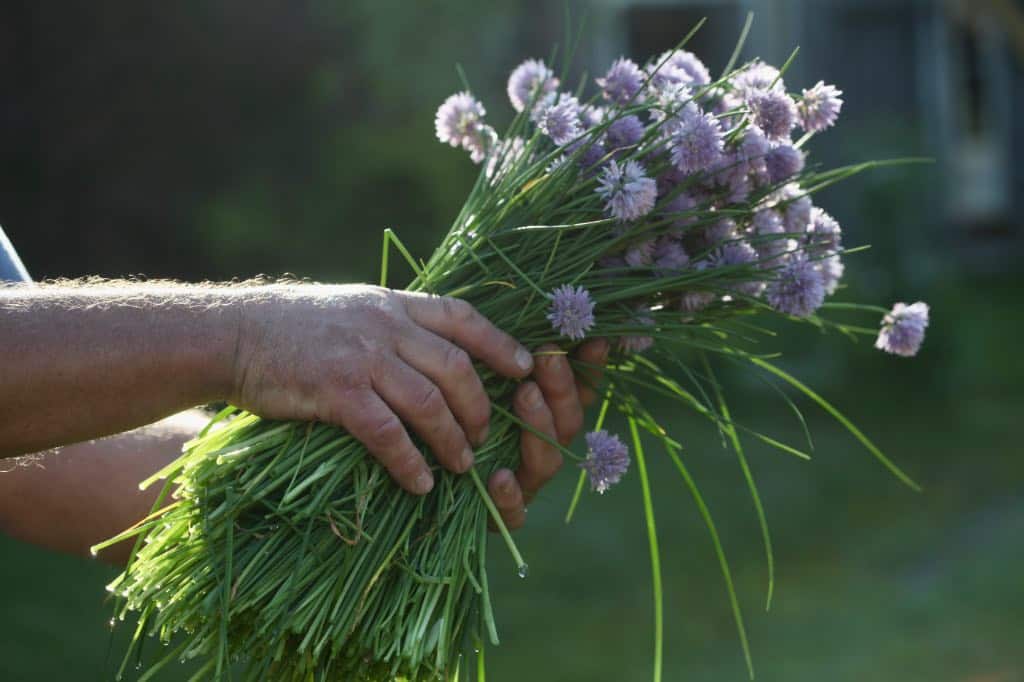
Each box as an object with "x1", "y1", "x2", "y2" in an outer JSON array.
[{"x1": 2, "y1": 1, "x2": 1023, "y2": 680}]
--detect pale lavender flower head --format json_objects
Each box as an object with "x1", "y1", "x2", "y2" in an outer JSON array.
[
  {"x1": 776, "y1": 184, "x2": 814, "y2": 233},
  {"x1": 710, "y1": 241, "x2": 764, "y2": 297},
  {"x1": 736, "y1": 126, "x2": 770, "y2": 172},
  {"x1": 435, "y1": 92, "x2": 489, "y2": 154},
  {"x1": 625, "y1": 238, "x2": 657, "y2": 268},
  {"x1": 652, "y1": 236, "x2": 690, "y2": 275},
  {"x1": 670, "y1": 110, "x2": 724, "y2": 174},
  {"x1": 567, "y1": 138, "x2": 606, "y2": 174},
  {"x1": 817, "y1": 254, "x2": 845, "y2": 295},
  {"x1": 507, "y1": 59, "x2": 560, "y2": 113},
  {"x1": 731, "y1": 61, "x2": 784, "y2": 97},
  {"x1": 534, "y1": 94, "x2": 582, "y2": 146},
  {"x1": 806, "y1": 207, "x2": 842, "y2": 256},
  {"x1": 606, "y1": 115, "x2": 646, "y2": 151},
  {"x1": 581, "y1": 430, "x2": 630, "y2": 493},
  {"x1": 765, "y1": 255, "x2": 826, "y2": 317},
  {"x1": 547, "y1": 284, "x2": 596, "y2": 340},
  {"x1": 660, "y1": 191, "x2": 698, "y2": 232},
  {"x1": 598, "y1": 58, "x2": 645, "y2": 105},
  {"x1": 579, "y1": 104, "x2": 607, "y2": 129},
  {"x1": 596, "y1": 160, "x2": 658, "y2": 222},
  {"x1": 750, "y1": 209, "x2": 789, "y2": 266},
  {"x1": 798, "y1": 81, "x2": 844, "y2": 133},
  {"x1": 619, "y1": 310, "x2": 655, "y2": 353},
  {"x1": 765, "y1": 143, "x2": 805, "y2": 184},
  {"x1": 875, "y1": 302, "x2": 929, "y2": 357},
  {"x1": 694, "y1": 217, "x2": 737, "y2": 251},
  {"x1": 749, "y1": 91, "x2": 798, "y2": 141},
  {"x1": 647, "y1": 81, "x2": 696, "y2": 123},
  {"x1": 654, "y1": 49, "x2": 711, "y2": 87},
  {"x1": 717, "y1": 157, "x2": 752, "y2": 204}
]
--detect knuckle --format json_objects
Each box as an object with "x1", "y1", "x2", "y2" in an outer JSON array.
[
  {"x1": 415, "y1": 383, "x2": 445, "y2": 417},
  {"x1": 442, "y1": 296, "x2": 474, "y2": 324},
  {"x1": 333, "y1": 359, "x2": 373, "y2": 391},
  {"x1": 367, "y1": 414, "x2": 405, "y2": 449},
  {"x1": 444, "y1": 345, "x2": 474, "y2": 377}
]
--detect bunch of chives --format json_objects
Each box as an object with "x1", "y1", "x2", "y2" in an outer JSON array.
[{"x1": 95, "y1": 17, "x2": 930, "y2": 681}]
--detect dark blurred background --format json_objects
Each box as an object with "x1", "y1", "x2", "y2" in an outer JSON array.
[{"x1": 2, "y1": 1, "x2": 1023, "y2": 680}]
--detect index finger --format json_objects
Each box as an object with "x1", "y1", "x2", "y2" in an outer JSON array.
[{"x1": 400, "y1": 293, "x2": 534, "y2": 379}]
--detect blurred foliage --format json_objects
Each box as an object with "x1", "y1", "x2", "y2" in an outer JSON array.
[{"x1": 1, "y1": 1, "x2": 1022, "y2": 681}]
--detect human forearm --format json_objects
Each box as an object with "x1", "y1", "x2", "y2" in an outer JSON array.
[
  {"x1": 0, "y1": 410, "x2": 208, "y2": 563},
  {"x1": 0, "y1": 282, "x2": 238, "y2": 457}
]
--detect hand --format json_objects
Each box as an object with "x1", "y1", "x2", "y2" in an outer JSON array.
[
  {"x1": 487, "y1": 339, "x2": 610, "y2": 530},
  {"x1": 232, "y1": 284, "x2": 534, "y2": 494}
]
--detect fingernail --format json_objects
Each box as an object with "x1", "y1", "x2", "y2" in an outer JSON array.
[
  {"x1": 414, "y1": 471, "x2": 434, "y2": 494},
  {"x1": 525, "y1": 384, "x2": 543, "y2": 409},
  {"x1": 515, "y1": 347, "x2": 533, "y2": 372},
  {"x1": 460, "y1": 446, "x2": 475, "y2": 472},
  {"x1": 500, "y1": 476, "x2": 516, "y2": 495}
]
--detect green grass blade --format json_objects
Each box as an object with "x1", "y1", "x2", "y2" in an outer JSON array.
[
  {"x1": 702, "y1": 354, "x2": 774, "y2": 611},
  {"x1": 748, "y1": 356, "x2": 921, "y2": 491},
  {"x1": 628, "y1": 418, "x2": 663, "y2": 682},
  {"x1": 663, "y1": 440, "x2": 755, "y2": 679}
]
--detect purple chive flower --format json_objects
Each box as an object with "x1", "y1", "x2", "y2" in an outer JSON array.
[
  {"x1": 817, "y1": 254, "x2": 845, "y2": 295},
  {"x1": 581, "y1": 430, "x2": 631, "y2": 493},
  {"x1": 798, "y1": 81, "x2": 844, "y2": 133},
  {"x1": 606, "y1": 115, "x2": 646, "y2": 151},
  {"x1": 596, "y1": 160, "x2": 658, "y2": 222},
  {"x1": 717, "y1": 158, "x2": 752, "y2": 204},
  {"x1": 765, "y1": 255, "x2": 826, "y2": 317},
  {"x1": 619, "y1": 310, "x2": 655, "y2": 353},
  {"x1": 695, "y1": 217, "x2": 738, "y2": 251},
  {"x1": 732, "y1": 61, "x2": 784, "y2": 96},
  {"x1": 435, "y1": 92, "x2": 490, "y2": 158},
  {"x1": 457, "y1": 125, "x2": 496, "y2": 164},
  {"x1": 806, "y1": 207, "x2": 842, "y2": 256},
  {"x1": 625, "y1": 238, "x2": 657, "y2": 268},
  {"x1": 566, "y1": 138, "x2": 606, "y2": 174},
  {"x1": 660, "y1": 190, "x2": 698, "y2": 232},
  {"x1": 597, "y1": 57, "x2": 645, "y2": 105},
  {"x1": 647, "y1": 81, "x2": 696, "y2": 124},
  {"x1": 579, "y1": 104, "x2": 607, "y2": 129},
  {"x1": 547, "y1": 284, "x2": 596, "y2": 340},
  {"x1": 736, "y1": 126, "x2": 770, "y2": 173},
  {"x1": 876, "y1": 302, "x2": 929, "y2": 357},
  {"x1": 749, "y1": 91, "x2": 798, "y2": 141},
  {"x1": 775, "y1": 183, "x2": 814, "y2": 232},
  {"x1": 710, "y1": 241, "x2": 764, "y2": 297},
  {"x1": 670, "y1": 109, "x2": 724, "y2": 174},
  {"x1": 654, "y1": 49, "x2": 711, "y2": 87},
  {"x1": 765, "y1": 143, "x2": 805, "y2": 183},
  {"x1": 750, "y1": 209, "x2": 790, "y2": 266},
  {"x1": 652, "y1": 236, "x2": 690, "y2": 275},
  {"x1": 507, "y1": 59, "x2": 560, "y2": 113},
  {"x1": 534, "y1": 94, "x2": 582, "y2": 146}
]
